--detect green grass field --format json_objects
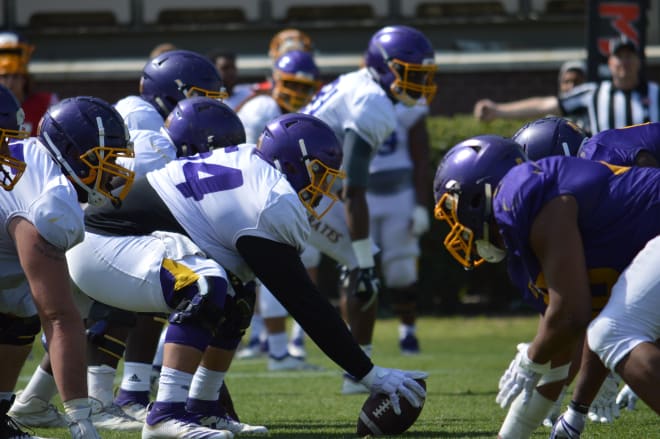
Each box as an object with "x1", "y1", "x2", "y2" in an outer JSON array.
[{"x1": 17, "y1": 316, "x2": 657, "y2": 438}]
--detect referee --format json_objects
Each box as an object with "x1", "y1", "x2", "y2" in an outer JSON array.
[{"x1": 472, "y1": 34, "x2": 659, "y2": 135}]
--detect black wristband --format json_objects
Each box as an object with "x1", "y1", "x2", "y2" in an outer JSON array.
[{"x1": 569, "y1": 399, "x2": 590, "y2": 414}]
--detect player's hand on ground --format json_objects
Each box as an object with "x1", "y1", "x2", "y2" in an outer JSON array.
[
  {"x1": 360, "y1": 366, "x2": 427, "y2": 415},
  {"x1": 588, "y1": 373, "x2": 620, "y2": 423},
  {"x1": 616, "y1": 384, "x2": 639, "y2": 411},
  {"x1": 496, "y1": 342, "x2": 549, "y2": 408},
  {"x1": 550, "y1": 413, "x2": 584, "y2": 439}
]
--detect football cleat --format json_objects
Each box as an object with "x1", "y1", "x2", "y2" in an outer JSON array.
[
  {"x1": 235, "y1": 338, "x2": 268, "y2": 360},
  {"x1": 144, "y1": 402, "x2": 234, "y2": 439},
  {"x1": 1, "y1": 396, "x2": 52, "y2": 439},
  {"x1": 399, "y1": 334, "x2": 421, "y2": 355},
  {"x1": 114, "y1": 389, "x2": 150, "y2": 422},
  {"x1": 198, "y1": 415, "x2": 268, "y2": 435},
  {"x1": 7, "y1": 391, "x2": 67, "y2": 428},
  {"x1": 287, "y1": 337, "x2": 307, "y2": 359},
  {"x1": 89, "y1": 397, "x2": 143, "y2": 431},
  {"x1": 267, "y1": 354, "x2": 322, "y2": 372},
  {"x1": 341, "y1": 373, "x2": 370, "y2": 395}
]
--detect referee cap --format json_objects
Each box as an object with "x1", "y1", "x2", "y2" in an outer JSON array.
[{"x1": 609, "y1": 35, "x2": 639, "y2": 56}]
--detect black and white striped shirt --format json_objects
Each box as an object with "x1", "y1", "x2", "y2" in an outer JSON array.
[{"x1": 559, "y1": 80, "x2": 660, "y2": 134}]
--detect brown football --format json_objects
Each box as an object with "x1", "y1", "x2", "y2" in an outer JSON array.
[{"x1": 356, "y1": 379, "x2": 426, "y2": 437}]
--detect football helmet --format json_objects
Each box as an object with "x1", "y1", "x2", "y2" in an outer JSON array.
[
  {"x1": 512, "y1": 116, "x2": 587, "y2": 161},
  {"x1": 140, "y1": 49, "x2": 228, "y2": 119},
  {"x1": 0, "y1": 32, "x2": 34, "y2": 75},
  {"x1": 364, "y1": 25, "x2": 437, "y2": 106},
  {"x1": 272, "y1": 50, "x2": 321, "y2": 113},
  {"x1": 163, "y1": 96, "x2": 246, "y2": 157},
  {"x1": 0, "y1": 84, "x2": 28, "y2": 190},
  {"x1": 256, "y1": 113, "x2": 345, "y2": 219},
  {"x1": 433, "y1": 135, "x2": 527, "y2": 269},
  {"x1": 38, "y1": 96, "x2": 135, "y2": 207},
  {"x1": 268, "y1": 28, "x2": 314, "y2": 60}
]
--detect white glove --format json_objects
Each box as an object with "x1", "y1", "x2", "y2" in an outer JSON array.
[
  {"x1": 588, "y1": 373, "x2": 620, "y2": 423},
  {"x1": 64, "y1": 399, "x2": 101, "y2": 439},
  {"x1": 550, "y1": 412, "x2": 584, "y2": 439},
  {"x1": 411, "y1": 205, "x2": 430, "y2": 236},
  {"x1": 616, "y1": 384, "x2": 639, "y2": 411},
  {"x1": 360, "y1": 365, "x2": 427, "y2": 415},
  {"x1": 496, "y1": 343, "x2": 550, "y2": 409}
]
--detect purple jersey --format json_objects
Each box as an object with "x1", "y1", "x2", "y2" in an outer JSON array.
[
  {"x1": 578, "y1": 122, "x2": 660, "y2": 165},
  {"x1": 494, "y1": 156, "x2": 660, "y2": 314}
]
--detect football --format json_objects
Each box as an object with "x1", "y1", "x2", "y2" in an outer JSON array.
[{"x1": 356, "y1": 379, "x2": 426, "y2": 437}]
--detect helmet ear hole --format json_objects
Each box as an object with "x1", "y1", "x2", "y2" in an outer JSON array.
[{"x1": 470, "y1": 193, "x2": 483, "y2": 209}]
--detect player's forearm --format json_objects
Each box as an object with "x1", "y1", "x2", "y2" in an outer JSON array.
[{"x1": 495, "y1": 96, "x2": 560, "y2": 119}]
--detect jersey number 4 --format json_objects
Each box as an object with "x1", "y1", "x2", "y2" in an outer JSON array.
[{"x1": 175, "y1": 161, "x2": 244, "y2": 201}]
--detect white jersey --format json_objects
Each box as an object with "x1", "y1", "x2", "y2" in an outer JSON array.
[
  {"x1": 0, "y1": 138, "x2": 84, "y2": 253},
  {"x1": 237, "y1": 94, "x2": 282, "y2": 144},
  {"x1": 225, "y1": 83, "x2": 256, "y2": 111},
  {"x1": 114, "y1": 95, "x2": 164, "y2": 132},
  {"x1": 302, "y1": 68, "x2": 397, "y2": 148},
  {"x1": 0, "y1": 139, "x2": 83, "y2": 317},
  {"x1": 118, "y1": 129, "x2": 177, "y2": 177},
  {"x1": 147, "y1": 145, "x2": 309, "y2": 282},
  {"x1": 369, "y1": 103, "x2": 429, "y2": 174}
]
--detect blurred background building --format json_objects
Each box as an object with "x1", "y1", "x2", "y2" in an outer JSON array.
[{"x1": 4, "y1": 0, "x2": 659, "y2": 116}]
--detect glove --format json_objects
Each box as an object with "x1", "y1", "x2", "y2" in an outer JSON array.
[
  {"x1": 411, "y1": 205, "x2": 430, "y2": 236},
  {"x1": 550, "y1": 413, "x2": 583, "y2": 439},
  {"x1": 360, "y1": 366, "x2": 427, "y2": 415},
  {"x1": 68, "y1": 418, "x2": 101, "y2": 439},
  {"x1": 496, "y1": 343, "x2": 550, "y2": 409},
  {"x1": 616, "y1": 384, "x2": 639, "y2": 411},
  {"x1": 588, "y1": 373, "x2": 620, "y2": 423},
  {"x1": 64, "y1": 400, "x2": 101, "y2": 439},
  {"x1": 340, "y1": 266, "x2": 380, "y2": 312}
]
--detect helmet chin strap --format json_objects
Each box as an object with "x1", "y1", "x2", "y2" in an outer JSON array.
[
  {"x1": 476, "y1": 183, "x2": 506, "y2": 263},
  {"x1": 41, "y1": 131, "x2": 107, "y2": 207}
]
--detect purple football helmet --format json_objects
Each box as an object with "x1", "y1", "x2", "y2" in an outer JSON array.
[
  {"x1": 140, "y1": 49, "x2": 228, "y2": 119},
  {"x1": 512, "y1": 116, "x2": 587, "y2": 161},
  {"x1": 272, "y1": 50, "x2": 321, "y2": 112},
  {"x1": 433, "y1": 135, "x2": 527, "y2": 269},
  {"x1": 163, "y1": 96, "x2": 246, "y2": 157},
  {"x1": 38, "y1": 96, "x2": 135, "y2": 207},
  {"x1": 256, "y1": 113, "x2": 344, "y2": 219},
  {"x1": 364, "y1": 25, "x2": 437, "y2": 106},
  {"x1": 0, "y1": 84, "x2": 28, "y2": 190}
]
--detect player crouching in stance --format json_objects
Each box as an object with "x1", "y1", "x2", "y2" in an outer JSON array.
[
  {"x1": 61, "y1": 113, "x2": 426, "y2": 438},
  {"x1": 1, "y1": 92, "x2": 135, "y2": 439},
  {"x1": 432, "y1": 135, "x2": 660, "y2": 439}
]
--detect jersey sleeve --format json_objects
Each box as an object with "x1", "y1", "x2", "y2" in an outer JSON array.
[
  {"x1": 344, "y1": 93, "x2": 397, "y2": 148},
  {"x1": 250, "y1": 189, "x2": 310, "y2": 253},
  {"x1": 30, "y1": 186, "x2": 85, "y2": 250},
  {"x1": 237, "y1": 96, "x2": 283, "y2": 144},
  {"x1": 115, "y1": 96, "x2": 164, "y2": 131}
]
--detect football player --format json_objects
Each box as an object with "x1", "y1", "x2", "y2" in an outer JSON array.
[
  {"x1": 65, "y1": 113, "x2": 426, "y2": 438},
  {"x1": 115, "y1": 49, "x2": 228, "y2": 132},
  {"x1": 1, "y1": 93, "x2": 135, "y2": 439},
  {"x1": 367, "y1": 100, "x2": 432, "y2": 356},
  {"x1": 433, "y1": 135, "x2": 660, "y2": 439},
  {"x1": 10, "y1": 97, "x2": 249, "y2": 431},
  {"x1": 301, "y1": 24, "x2": 437, "y2": 392},
  {"x1": 235, "y1": 49, "x2": 325, "y2": 370}
]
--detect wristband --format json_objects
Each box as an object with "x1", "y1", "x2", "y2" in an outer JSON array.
[
  {"x1": 569, "y1": 399, "x2": 590, "y2": 414},
  {"x1": 352, "y1": 238, "x2": 375, "y2": 268}
]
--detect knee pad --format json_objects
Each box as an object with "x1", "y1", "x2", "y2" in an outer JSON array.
[
  {"x1": 86, "y1": 301, "x2": 137, "y2": 361},
  {"x1": 382, "y1": 257, "x2": 417, "y2": 288},
  {"x1": 169, "y1": 276, "x2": 228, "y2": 338},
  {"x1": 0, "y1": 313, "x2": 40, "y2": 346}
]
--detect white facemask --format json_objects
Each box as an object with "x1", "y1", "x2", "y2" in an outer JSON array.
[{"x1": 475, "y1": 240, "x2": 506, "y2": 263}]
